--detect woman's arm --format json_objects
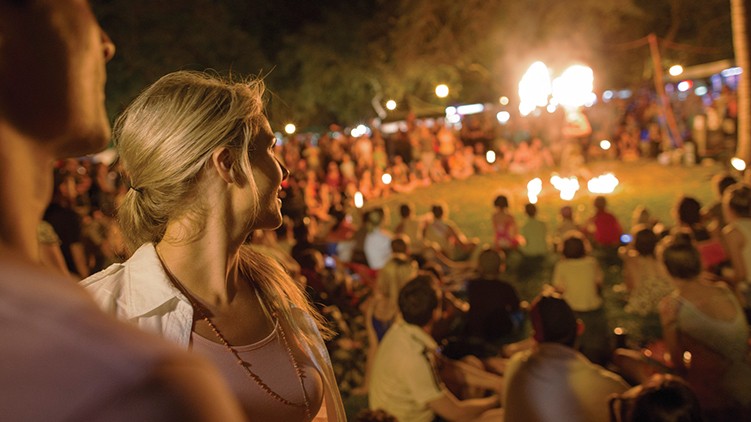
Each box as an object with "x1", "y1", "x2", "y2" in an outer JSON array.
[
  {"x1": 658, "y1": 295, "x2": 685, "y2": 373},
  {"x1": 723, "y1": 225, "x2": 746, "y2": 286}
]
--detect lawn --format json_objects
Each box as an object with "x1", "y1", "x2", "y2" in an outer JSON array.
[
  {"x1": 339, "y1": 159, "x2": 731, "y2": 416},
  {"x1": 365, "y1": 158, "x2": 729, "y2": 344},
  {"x1": 371, "y1": 159, "x2": 724, "y2": 246}
]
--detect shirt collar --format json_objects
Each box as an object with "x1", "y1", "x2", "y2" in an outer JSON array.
[
  {"x1": 122, "y1": 243, "x2": 188, "y2": 317},
  {"x1": 398, "y1": 320, "x2": 439, "y2": 351}
]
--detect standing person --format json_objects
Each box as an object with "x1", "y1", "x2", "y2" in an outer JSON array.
[
  {"x1": 503, "y1": 293, "x2": 629, "y2": 422},
  {"x1": 82, "y1": 71, "x2": 345, "y2": 421},
  {"x1": 0, "y1": 2, "x2": 244, "y2": 420}
]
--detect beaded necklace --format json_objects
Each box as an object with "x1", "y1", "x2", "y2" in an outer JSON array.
[{"x1": 159, "y1": 255, "x2": 311, "y2": 420}]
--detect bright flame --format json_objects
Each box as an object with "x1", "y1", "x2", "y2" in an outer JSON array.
[
  {"x1": 496, "y1": 111, "x2": 510, "y2": 125},
  {"x1": 518, "y1": 61, "x2": 551, "y2": 114},
  {"x1": 435, "y1": 84, "x2": 449, "y2": 98},
  {"x1": 381, "y1": 173, "x2": 392, "y2": 185},
  {"x1": 600, "y1": 140, "x2": 611, "y2": 150},
  {"x1": 284, "y1": 123, "x2": 296, "y2": 135},
  {"x1": 527, "y1": 178, "x2": 542, "y2": 204},
  {"x1": 354, "y1": 192, "x2": 364, "y2": 208},
  {"x1": 386, "y1": 100, "x2": 397, "y2": 110},
  {"x1": 486, "y1": 150, "x2": 496, "y2": 164},
  {"x1": 551, "y1": 65, "x2": 594, "y2": 109},
  {"x1": 587, "y1": 173, "x2": 619, "y2": 194},
  {"x1": 731, "y1": 157, "x2": 747, "y2": 171},
  {"x1": 669, "y1": 65, "x2": 684, "y2": 77},
  {"x1": 550, "y1": 174, "x2": 579, "y2": 201}
]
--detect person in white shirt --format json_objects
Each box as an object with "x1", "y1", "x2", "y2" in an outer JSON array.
[
  {"x1": 369, "y1": 274, "x2": 503, "y2": 422},
  {"x1": 81, "y1": 71, "x2": 345, "y2": 421},
  {"x1": 503, "y1": 293, "x2": 628, "y2": 422}
]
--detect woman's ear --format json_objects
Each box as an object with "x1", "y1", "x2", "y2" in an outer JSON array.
[{"x1": 210, "y1": 147, "x2": 236, "y2": 184}]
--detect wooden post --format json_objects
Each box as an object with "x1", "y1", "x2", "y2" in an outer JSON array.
[{"x1": 648, "y1": 33, "x2": 684, "y2": 148}]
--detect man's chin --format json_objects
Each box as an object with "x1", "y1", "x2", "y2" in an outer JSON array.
[{"x1": 55, "y1": 126, "x2": 111, "y2": 158}]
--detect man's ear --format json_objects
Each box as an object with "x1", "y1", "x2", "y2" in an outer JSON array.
[{"x1": 210, "y1": 147, "x2": 236, "y2": 184}]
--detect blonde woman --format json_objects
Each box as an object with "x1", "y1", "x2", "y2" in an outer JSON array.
[{"x1": 81, "y1": 71, "x2": 345, "y2": 421}]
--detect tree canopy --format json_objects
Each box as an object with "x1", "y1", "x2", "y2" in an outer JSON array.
[{"x1": 92, "y1": 0, "x2": 734, "y2": 131}]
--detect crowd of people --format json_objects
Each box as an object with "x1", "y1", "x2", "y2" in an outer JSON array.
[{"x1": 3, "y1": 1, "x2": 749, "y2": 421}]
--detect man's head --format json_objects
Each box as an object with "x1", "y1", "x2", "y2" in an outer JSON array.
[
  {"x1": 399, "y1": 273, "x2": 441, "y2": 328},
  {"x1": 529, "y1": 293, "x2": 579, "y2": 347},
  {"x1": 0, "y1": 0, "x2": 116, "y2": 157},
  {"x1": 594, "y1": 196, "x2": 607, "y2": 211},
  {"x1": 391, "y1": 235, "x2": 409, "y2": 255},
  {"x1": 477, "y1": 247, "x2": 504, "y2": 276}
]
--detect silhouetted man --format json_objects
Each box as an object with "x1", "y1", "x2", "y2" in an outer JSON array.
[{"x1": 0, "y1": 1, "x2": 243, "y2": 419}]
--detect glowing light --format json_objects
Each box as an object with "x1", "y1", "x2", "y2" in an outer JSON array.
[
  {"x1": 499, "y1": 96, "x2": 509, "y2": 105},
  {"x1": 447, "y1": 114, "x2": 462, "y2": 124},
  {"x1": 350, "y1": 124, "x2": 370, "y2": 138},
  {"x1": 602, "y1": 90, "x2": 614, "y2": 101},
  {"x1": 682, "y1": 351, "x2": 692, "y2": 368},
  {"x1": 486, "y1": 150, "x2": 496, "y2": 164},
  {"x1": 435, "y1": 84, "x2": 449, "y2": 98},
  {"x1": 354, "y1": 192, "x2": 364, "y2": 208},
  {"x1": 694, "y1": 86, "x2": 708, "y2": 96},
  {"x1": 518, "y1": 61, "x2": 551, "y2": 112},
  {"x1": 587, "y1": 173, "x2": 620, "y2": 194},
  {"x1": 445, "y1": 106, "x2": 457, "y2": 116},
  {"x1": 613, "y1": 327, "x2": 624, "y2": 336},
  {"x1": 527, "y1": 178, "x2": 542, "y2": 204},
  {"x1": 519, "y1": 102, "x2": 536, "y2": 117},
  {"x1": 600, "y1": 140, "x2": 611, "y2": 150},
  {"x1": 496, "y1": 111, "x2": 511, "y2": 125},
  {"x1": 284, "y1": 123, "x2": 296, "y2": 135},
  {"x1": 386, "y1": 100, "x2": 397, "y2": 110},
  {"x1": 381, "y1": 173, "x2": 392, "y2": 185},
  {"x1": 731, "y1": 157, "x2": 747, "y2": 171},
  {"x1": 620, "y1": 234, "x2": 632, "y2": 243},
  {"x1": 456, "y1": 103, "x2": 485, "y2": 115},
  {"x1": 677, "y1": 81, "x2": 692, "y2": 92},
  {"x1": 668, "y1": 65, "x2": 684, "y2": 77},
  {"x1": 550, "y1": 174, "x2": 579, "y2": 201},
  {"x1": 551, "y1": 65, "x2": 594, "y2": 109},
  {"x1": 546, "y1": 104, "x2": 557, "y2": 113},
  {"x1": 721, "y1": 67, "x2": 743, "y2": 77}
]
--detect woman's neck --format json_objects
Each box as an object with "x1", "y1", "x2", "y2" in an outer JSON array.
[{"x1": 156, "y1": 225, "x2": 245, "y2": 307}]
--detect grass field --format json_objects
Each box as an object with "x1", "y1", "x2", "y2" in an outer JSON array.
[
  {"x1": 368, "y1": 158, "x2": 728, "y2": 344},
  {"x1": 340, "y1": 159, "x2": 732, "y2": 416},
  {"x1": 371, "y1": 159, "x2": 724, "y2": 246}
]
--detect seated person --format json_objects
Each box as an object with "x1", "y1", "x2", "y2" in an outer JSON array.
[
  {"x1": 369, "y1": 274, "x2": 504, "y2": 422},
  {"x1": 424, "y1": 204, "x2": 478, "y2": 261},
  {"x1": 464, "y1": 248, "x2": 522, "y2": 348},
  {"x1": 503, "y1": 293, "x2": 629, "y2": 422},
  {"x1": 608, "y1": 374, "x2": 703, "y2": 422}
]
